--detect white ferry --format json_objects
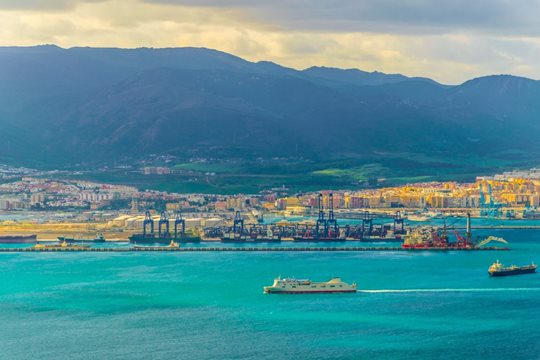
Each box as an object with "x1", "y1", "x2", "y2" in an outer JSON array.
[{"x1": 263, "y1": 277, "x2": 357, "y2": 294}]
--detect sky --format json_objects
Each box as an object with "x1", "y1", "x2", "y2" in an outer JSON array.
[{"x1": 1, "y1": 0, "x2": 540, "y2": 84}]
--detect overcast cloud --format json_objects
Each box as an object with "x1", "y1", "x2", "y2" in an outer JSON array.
[
  {"x1": 144, "y1": 0, "x2": 540, "y2": 35},
  {"x1": 1, "y1": 0, "x2": 540, "y2": 83}
]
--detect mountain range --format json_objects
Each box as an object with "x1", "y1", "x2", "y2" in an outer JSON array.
[{"x1": 1, "y1": 45, "x2": 539, "y2": 177}]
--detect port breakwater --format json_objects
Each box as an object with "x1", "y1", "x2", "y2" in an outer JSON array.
[
  {"x1": 451, "y1": 226, "x2": 540, "y2": 229},
  {"x1": 0, "y1": 246, "x2": 508, "y2": 252}
]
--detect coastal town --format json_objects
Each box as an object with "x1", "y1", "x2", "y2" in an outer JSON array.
[{"x1": 2, "y1": 164, "x2": 540, "y2": 239}]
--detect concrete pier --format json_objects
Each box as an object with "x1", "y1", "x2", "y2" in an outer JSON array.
[
  {"x1": 0, "y1": 246, "x2": 509, "y2": 252},
  {"x1": 451, "y1": 226, "x2": 540, "y2": 230}
]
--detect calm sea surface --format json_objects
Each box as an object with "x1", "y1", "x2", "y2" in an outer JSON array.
[{"x1": 1, "y1": 229, "x2": 539, "y2": 359}]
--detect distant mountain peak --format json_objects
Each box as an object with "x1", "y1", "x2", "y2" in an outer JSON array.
[
  {"x1": 301, "y1": 65, "x2": 439, "y2": 86},
  {"x1": 457, "y1": 74, "x2": 540, "y2": 97},
  {"x1": 463, "y1": 74, "x2": 538, "y2": 85}
]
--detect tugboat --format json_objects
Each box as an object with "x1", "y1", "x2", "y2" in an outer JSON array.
[
  {"x1": 58, "y1": 233, "x2": 106, "y2": 243},
  {"x1": 488, "y1": 260, "x2": 537, "y2": 277},
  {"x1": 133, "y1": 240, "x2": 180, "y2": 249},
  {"x1": 263, "y1": 277, "x2": 357, "y2": 294},
  {"x1": 34, "y1": 241, "x2": 90, "y2": 250}
]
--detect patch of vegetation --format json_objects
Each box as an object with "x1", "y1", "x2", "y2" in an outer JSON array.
[
  {"x1": 313, "y1": 163, "x2": 389, "y2": 182},
  {"x1": 58, "y1": 152, "x2": 540, "y2": 195},
  {"x1": 173, "y1": 162, "x2": 243, "y2": 174}
]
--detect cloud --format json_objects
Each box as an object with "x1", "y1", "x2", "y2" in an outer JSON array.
[
  {"x1": 4, "y1": 1, "x2": 540, "y2": 35},
  {"x1": 142, "y1": 0, "x2": 540, "y2": 35},
  {"x1": 0, "y1": 0, "x2": 106, "y2": 11},
  {"x1": 1, "y1": 0, "x2": 540, "y2": 84}
]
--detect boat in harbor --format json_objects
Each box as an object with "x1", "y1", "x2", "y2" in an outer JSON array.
[
  {"x1": 134, "y1": 240, "x2": 180, "y2": 249},
  {"x1": 406, "y1": 214, "x2": 432, "y2": 222},
  {"x1": 488, "y1": 260, "x2": 537, "y2": 277},
  {"x1": 34, "y1": 241, "x2": 90, "y2": 250},
  {"x1": 57, "y1": 233, "x2": 106, "y2": 243},
  {"x1": 0, "y1": 234, "x2": 37, "y2": 244},
  {"x1": 263, "y1": 277, "x2": 357, "y2": 294}
]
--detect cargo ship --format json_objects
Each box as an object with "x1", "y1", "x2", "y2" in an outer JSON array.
[
  {"x1": 360, "y1": 236, "x2": 403, "y2": 243},
  {"x1": 58, "y1": 233, "x2": 106, "y2": 243},
  {"x1": 488, "y1": 260, "x2": 537, "y2": 277},
  {"x1": 221, "y1": 233, "x2": 281, "y2": 243},
  {"x1": 0, "y1": 234, "x2": 37, "y2": 244},
  {"x1": 263, "y1": 277, "x2": 357, "y2": 294},
  {"x1": 360, "y1": 228, "x2": 403, "y2": 242},
  {"x1": 293, "y1": 235, "x2": 346, "y2": 242}
]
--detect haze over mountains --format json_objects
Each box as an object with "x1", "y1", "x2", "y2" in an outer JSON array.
[{"x1": 1, "y1": 45, "x2": 539, "y2": 172}]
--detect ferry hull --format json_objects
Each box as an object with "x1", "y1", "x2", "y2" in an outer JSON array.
[
  {"x1": 264, "y1": 289, "x2": 357, "y2": 294},
  {"x1": 263, "y1": 277, "x2": 357, "y2": 294}
]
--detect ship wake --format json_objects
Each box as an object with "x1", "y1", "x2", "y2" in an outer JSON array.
[{"x1": 359, "y1": 287, "x2": 540, "y2": 293}]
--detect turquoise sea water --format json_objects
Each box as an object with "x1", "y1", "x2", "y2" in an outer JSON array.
[{"x1": 1, "y1": 229, "x2": 539, "y2": 359}]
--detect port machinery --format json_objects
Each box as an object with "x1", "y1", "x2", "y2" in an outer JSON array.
[
  {"x1": 133, "y1": 205, "x2": 407, "y2": 244},
  {"x1": 204, "y1": 193, "x2": 406, "y2": 243},
  {"x1": 402, "y1": 212, "x2": 509, "y2": 249},
  {"x1": 130, "y1": 210, "x2": 199, "y2": 243},
  {"x1": 479, "y1": 183, "x2": 512, "y2": 218},
  {"x1": 0, "y1": 245, "x2": 508, "y2": 253}
]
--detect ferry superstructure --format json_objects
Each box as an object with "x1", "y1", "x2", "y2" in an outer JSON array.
[{"x1": 263, "y1": 277, "x2": 356, "y2": 294}]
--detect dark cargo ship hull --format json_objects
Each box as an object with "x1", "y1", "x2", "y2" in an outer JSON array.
[
  {"x1": 360, "y1": 237, "x2": 403, "y2": 243},
  {"x1": 221, "y1": 237, "x2": 281, "y2": 243},
  {"x1": 0, "y1": 235, "x2": 37, "y2": 243},
  {"x1": 293, "y1": 237, "x2": 346, "y2": 242},
  {"x1": 489, "y1": 267, "x2": 537, "y2": 276},
  {"x1": 129, "y1": 234, "x2": 200, "y2": 243},
  {"x1": 58, "y1": 237, "x2": 105, "y2": 243},
  {"x1": 64, "y1": 239, "x2": 105, "y2": 243}
]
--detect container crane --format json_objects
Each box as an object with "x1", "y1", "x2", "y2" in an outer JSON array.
[
  {"x1": 315, "y1": 194, "x2": 328, "y2": 238},
  {"x1": 326, "y1": 193, "x2": 339, "y2": 237},
  {"x1": 158, "y1": 211, "x2": 170, "y2": 238},
  {"x1": 233, "y1": 211, "x2": 244, "y2": 235},
  {"x1": 142, "y1": 211, "x2": 154, "y2": 237},
  {"x1": 453, "y1": 212, "x2": 472, "y2": 247},
  {"x1": 393, "y1": 211, "x2": 405, "y2": 235},
  {"x1": 174, "y1": 211, "x2": 186, "y2": 239},
  {"x1": 361, "y1": 211, "x2": 373, "y2": 236}
]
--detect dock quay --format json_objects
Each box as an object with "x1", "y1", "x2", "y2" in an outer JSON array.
[
  {"x1": 0, "y1": 246, "x2": 508, "y2": 252},
  {"x1": 451, "y1": 226, "x2": 540, "y2": 230}
]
